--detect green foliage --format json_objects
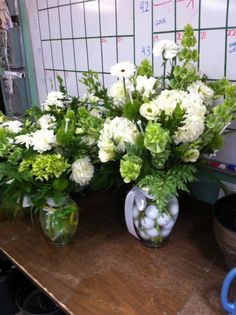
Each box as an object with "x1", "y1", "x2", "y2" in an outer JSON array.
[
  {"x1": 90, "y1": 162, "x2": 124, "y2": 191},
  {"x1": 169, "y1": 24, "x2": 200, "y2": 89},
  {"x1": 136, "y1": 59, "x2": 153, "y2": 77},
  {"x1": 158, "y1": 104, "x2": 186, "y2": 136},
  {"x1": 56, "y1": 109, "x2": 76, "y2": 145},
  {"x1": 123, "y1": 100, "x2": 141, "y2": 121},
  {"x1": 57, "y1": 75, "x2": 67, "y2": 95},
  {"x1": 144, "y1": 122, "x2": 170, "y2": 154},
  {"x1": 120, "y1": 154, "x2": 143, "y2": 183},
  {"x1": 138, "y1": 164, "x2": 197, "y2": 211},
  {"x1": 0, "y1": 128, "x2": 12, "y2": 157},
  {"x1": 208, "y1": 78, "x2": 231, "y2": 99}
]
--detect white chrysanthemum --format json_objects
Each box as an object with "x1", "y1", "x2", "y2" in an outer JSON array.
[
  {"x1": 108, "y1": 80, "x2": 134, "y2": 106},
  {"x1": 38, "y1": 114, "x2": 56, "y2": 129},
  {"x1": 70, "y1": 156, "x2": 94, "y2": 186},
  {"x1": 15, "y1": 134, "x2": 32, "y2": 149},
  {"x1": 139, "y1": 102, "x2": 159, "y2": 120},
  {"x1": 2, "y1": 120, "x2": 22, "y2": 133},
  {"x1": 98, "y1": 117, "x2": 139, "y2": 162},
  {"x1": 136, "y1": 75, "x2": 156, "y2": 97},
  {"x1": 30, "y1": 129, "x2": 56, "y2": 153},
  {"x1": 43, "y1": 91, "x2": 65, "y2": 110},
  {"x1": 110, "y1": 61, "x2": 136, "y2": 79},
  {"x1": 153, "y1": 40, "x2": 179, "y2": 59},
  {"x1": 187, "y1": 81, "x2": 214, "y2": 101}
]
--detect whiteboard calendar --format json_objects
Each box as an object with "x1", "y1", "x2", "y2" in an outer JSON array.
[{"x1": 25, "y1": 0, "x2": 236, "y2": 164}]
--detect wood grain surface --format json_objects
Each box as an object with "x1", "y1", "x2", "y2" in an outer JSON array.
[{"x1": 0, "y1": 190, "x2": 229, "y2": 315}]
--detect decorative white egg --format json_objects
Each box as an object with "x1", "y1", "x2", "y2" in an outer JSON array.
[
  {"x1": 156, "y1": 213, "x2": 172, "y2": 226},
  {"x1": 134, "y1": 219, "x2": 139, "y2": 229},
  {"x1": 145, "y1": 227, "x2": 159, "y2": 238},
  {"x1": 138, "y1": 230, "x2": 151, "y2": 240},
  {"x1": 134, "y1": 190, "x2": 147, "y2": 211},
  {"x1": 168, "y1": 196, "x2": 179, "y2": 216},
  {"x1": 161, "y1": 228, "x2": 172, "y2": 238},
  {"x1": 145, "y1": 205, "x2": 158, "y2": 220},
  {"x1": 132, "y1": 205, "x2": 139, "y2": 219},
  {"x1": 162, "y1": 219, "x2": 175, "y2": 230},
  {"x1": 140, "y1": 217, "x2": 155, "y2": 229}
]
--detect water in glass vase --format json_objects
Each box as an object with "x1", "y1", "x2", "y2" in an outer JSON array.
[{"x1": 39, "y1": 196, "x2": 79, "y2": 246}]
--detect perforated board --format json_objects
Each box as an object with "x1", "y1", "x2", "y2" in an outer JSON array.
[{"x1": 26, "y1": 0, "x2": 236, "y2": 164}]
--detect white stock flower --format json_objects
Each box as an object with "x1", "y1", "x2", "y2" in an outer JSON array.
[
  {"x1": 30, "y1": 129, "x2": 56, "y2": 153},
  {"x1": 153, "y1": 40, "x2": 179, "y2": 59},
  {"x1": 139, "y1": 102, "x2": 159, "y2": 120},
  {"x1": 70, "y1": 156, "x2": 94, "y2": 186},
  {"x1": 43, "y1": 91, "x2": 65, "y2": 110},
  {"x1": 38, "y1": 114, "x2": 56, "y2": 129},
  {"x1": 2, "y1": 120, "x2": 22, "y2": 133},
  {"x1": 108, "y1": 80, "x2": 134, "y2": 106},
  {"x1": 136, "y1": 75, "x2": 156, "y2": 97},
  {"x1": 15, "y1": 134, "x2": 32, "y2": 149},
  {"x1": 110, "y1": 61, "x2": 136, "y2": 79},
  {"x1": 187, "y1": 81, "x2": 214, "y2": 101},
  {"x1": 98, "y1": 117, "x2": 139, "y2": 162}
]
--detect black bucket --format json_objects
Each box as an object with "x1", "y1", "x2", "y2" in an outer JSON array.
[
  {"x1": 15, "y1": 281, "x2": 65, "y2": 315},
  {"x1": 214, "y1": 194, "x2": 236, "y2": 269}
]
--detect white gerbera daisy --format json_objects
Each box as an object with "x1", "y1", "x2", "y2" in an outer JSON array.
[
  {"x1": 70, "y1": 156, "x2": 94, "y2": 186},
  {"x1": 110, "y1": 61, "x2": 136, "y2": 79},
  {"x1": 153, "y1": 40, "x2": 179, "y2": 59},
  {"x1": 15, "y1": 134, "x2": 32, "y2": 149},
  {"x1": 38, "y1": 114, "x2": 56, "y2": 129}
]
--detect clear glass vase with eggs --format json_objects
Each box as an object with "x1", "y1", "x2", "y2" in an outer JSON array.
[{"x1": 125, "y1": 187, "x2": 179, "y2": 247}]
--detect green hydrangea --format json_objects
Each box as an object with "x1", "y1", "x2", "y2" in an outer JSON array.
[
  {"x1": 31, "y1": 154, "x2": 70, "y2": 181},
  {"x1": 120, "y1": 154, "x2": 142, "y2": 183},
  {"x1": 144, "y1": 122, "x2": 170, "y2": 154}
]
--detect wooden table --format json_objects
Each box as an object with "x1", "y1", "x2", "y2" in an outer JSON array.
[{"x1": 0, "y1": 190, "x2": 229, "y2": 315}]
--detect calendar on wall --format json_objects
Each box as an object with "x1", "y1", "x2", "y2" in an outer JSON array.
[{"x1": 25, "y1": 0, "x2": 236, "y2": 164}]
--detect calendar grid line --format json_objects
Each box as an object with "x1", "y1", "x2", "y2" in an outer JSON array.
[
  {"x1": 197, "y1": 0, "x2": 201, "y2": 69},
  {"x1": 41, "y1": 34, "x2": 133, "y2": 41},
  {"x1": 57, "y1": 0, "x2": 68, "y2": 92},
  {"x1": 46, "y1": 0, "x2": 56, "y2": 89},
  {"x1": 224, "y1": 0, "x2": 230, "y2": 77},
  {"x1": 114, "y1": 0, "x2": 119, "y2": 63},
  {"x1": 82, "y1": 1, "x2": 90, "y2": 71},
  {"x1": 38, "y1": 0, "x2": 96, "y2": 12},
  {"x1": 98, "y1": 0, "x2": 105, "y2": 86},
  {"x1": 69, "y1": 0, "x2": 80, "y2": 96}
]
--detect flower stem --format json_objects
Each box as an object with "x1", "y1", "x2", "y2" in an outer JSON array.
[
  {"x1": 123, "y1": 77, "x2": 128, "y2": 103},
  {"x1": 163, "y1": 60, "x2": 167, "y2": 89}
]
